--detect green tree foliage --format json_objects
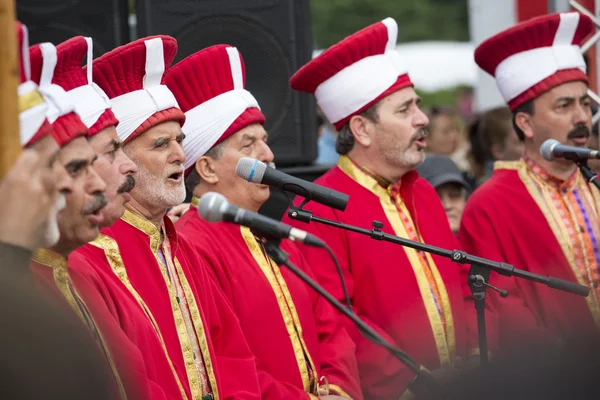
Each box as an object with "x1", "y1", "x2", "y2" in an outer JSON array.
[{"x1": 311, "y1": 0, "x2": 469, "y2": 49}]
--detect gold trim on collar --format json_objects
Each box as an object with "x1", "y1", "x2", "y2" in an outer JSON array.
[
  {"x1": 515, "y1": 161, "x2": 600, "y2": 329},
  {"x1": 240, "y1": 226, "x2": 319, "y2": 393},
  {"x1": 337, "y1": 155, "x2": 390, "y2": 197},
  {"x1": 337, "y1": 155, "x2": 456, "y2": 366},
  {"x1": 90, "y1": 234, "x2": 190, "y2": 400},
  {"x1": 494, "y1": 159, "x2": 523, "y2": 171},
  {"x1": 191, "y1": 196, "x2": 200, "y2": 207},
  {"x1": 32, "y1": 248, "x2": 67, "y2": 269},
  {"x1": 121, "y1": 209, "x2": 161, "y2": 253},
  {"x1": 18, "y1": 89, "x2": 45, "y2": 113}
]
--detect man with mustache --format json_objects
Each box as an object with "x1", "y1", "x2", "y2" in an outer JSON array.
[
  {"x1": 70, "y1": 35, "x2": 261, "y2": 399},
  {"x1": 460, "y1": 12, "x2": 600, "y2": 348},
  {"x1": 33, "y1": 35, "x2": 163, "y2": 398},
  {"x1": 283, "y1": 18, "x2": 476, "y2": 399},
  {"x1": 167, "y1": 44, "x2": 361, "y2": 400}
]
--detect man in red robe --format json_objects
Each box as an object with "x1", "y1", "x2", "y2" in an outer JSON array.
[
  {"x1": 283, "y1": 18, "x2": 478, "y2": 399},
  {"x1": 23, "y1": 34, "x2": 125, "y2": 398},
  {"x1": 459, "y1": 12, "x2": 600, "y2": 348},
  {"x1": 75, "y1": 35, "x2": 261, "y2": 400},
  {"x1": 49, "y1": 35, "x2": 182, "y2": 398},
  {"x1": 166, "y1": 45, "x2": 362, "y2": 400}
]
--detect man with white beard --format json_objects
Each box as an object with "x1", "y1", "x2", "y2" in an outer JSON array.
[{"x1": 70, "y1": 35, "x2": 262, "y2": 399}]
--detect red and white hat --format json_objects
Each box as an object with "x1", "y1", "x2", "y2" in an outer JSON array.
[
  {"x1": 166, "y1": 44, "x2": 265, "y2": 173},
  {"x1": 15, "y1": 22, "x2": 52, "y2": 147},
  {"x1": 92, "y1": 36, "x2": 185, "y2": 144},
  {"x1": 475, "y1": 12, "x2": 593, "y2": 111},
  {"x1": 53, "y1": 36, "x2": 118, "y2": 137},
  {"x1": 29, "y1": 43, "x2": 88, "y2": 147},
  {"x1": 290, "y1": 17, "x2": 413, "y2": 130}
]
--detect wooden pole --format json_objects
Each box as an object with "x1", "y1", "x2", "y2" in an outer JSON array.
[{"x1": 0, "y1": 0, "x2": 20, "y2": 178}]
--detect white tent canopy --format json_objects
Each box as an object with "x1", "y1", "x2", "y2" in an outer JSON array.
[{"x1": 312, "y1": 41, "x2": 477, "y2": 92}]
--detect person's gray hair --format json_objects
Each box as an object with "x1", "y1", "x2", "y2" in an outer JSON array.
[
  {"x1": 184, "y1": 140, "x2": 227, "y2": 193},
  {"x1": 334, "y1": 102, "x2": 380, "y2": 155}
]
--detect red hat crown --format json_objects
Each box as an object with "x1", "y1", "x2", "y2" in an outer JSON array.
[
  {"x1": 290, "y1": 17, "x2": 413, "y2": 130},
  {"x1": 166, "y1": 44, "x2": 265, "y2": 172},
  {"x1": 475, "y1": 12, "x2": 593, "y2": 111},
  {"x1": 91, "y1": 35, "x2": 185, "y2": 144},
  {"x1": 29, "y1": 43, "x2": 88, "y2": 147},
  {"x1": 54, "y1": 36, "x2": 118, "y2": 137},
  {"x1": 15, "y1": 22, "x2": 52, "y2": 147}
]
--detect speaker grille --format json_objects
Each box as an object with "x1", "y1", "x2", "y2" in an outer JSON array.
[{"x1": 173, "y1": 15, "x2": 292, "y2": 138}]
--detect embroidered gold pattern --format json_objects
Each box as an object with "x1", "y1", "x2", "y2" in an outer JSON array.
[
  {"x1": 32, "y1": 249, "x2": 127, "y2": 399},
  {"x1": 89, "y1": 235, "x2": 189, "y2": 399},
  {"x1": 241, "y1": 226, "x2": 319, "y2": 393},
  {"x1": 337, "y1": 155, "x2": 456, "y2": 366},
  {"x1": 120, "y1": 210, "x2": 218, "y2": 400},
  {"x1": 497, "y1": 160, "x2": 600, "y2": 329}
]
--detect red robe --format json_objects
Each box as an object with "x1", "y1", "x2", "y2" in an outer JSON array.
[
  {"x1": 283, "y1": 156, "x2": 473, "y2": 399},
  {"x1": 70, "y1": 209, "x2": 261, "y2": 400},
  {"x1": 459, "y1": 160, "x2": 600, "y2": 347},
  {"x1": 176, "y1": 202, "x2": 362, "y2": 400},
  {"x1": 69, "y1": 242, "x2": 191, "y2": 399}
]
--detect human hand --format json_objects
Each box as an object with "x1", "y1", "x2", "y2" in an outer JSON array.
[
  {"x1": 0, "y1": 149, "x2": 57, "y2": 250},
  {"x1": 167, "y1": 203, "x2": 191, "y2": 223}
]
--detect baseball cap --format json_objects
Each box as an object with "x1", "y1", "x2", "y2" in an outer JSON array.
[{"x1": 417, "y1": 155, "x2": 470, "y2": 190}]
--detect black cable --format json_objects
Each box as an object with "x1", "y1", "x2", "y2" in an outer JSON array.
[{"x1": 322, "y1": 242, "x2": 352, "y2": 310}]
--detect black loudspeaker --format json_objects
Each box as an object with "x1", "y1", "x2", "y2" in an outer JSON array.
[
  {"x1": 16, "y1": 0, "x2": 130, "y2": 57},
  {"x1": 136, "y1": 0, "x2": 317, "y2": 167}
]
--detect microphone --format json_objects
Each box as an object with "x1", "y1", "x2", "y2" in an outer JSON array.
[
  {"x1": 236, "y1": 157, "x2": 349, "y2": 211},
  {"x1": 540, "y1": 139, "x2": 600, "y2": 161},
  {"x1": 197, "y1": 192, "x2": 325, "y2": 247}
]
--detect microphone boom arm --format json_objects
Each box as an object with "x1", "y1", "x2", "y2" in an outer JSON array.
[{"x1": 262, "y1": 238, "x2": 438, "y2": 396}]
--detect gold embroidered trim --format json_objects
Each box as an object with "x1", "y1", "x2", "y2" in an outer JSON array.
[
  {"x1": 90, "y1": 235, "x2": 189, "y2": 400},
  {"x1": 173, "y1": 258, "x2": 219, "y2": 400},
  {"x1": 240, "y1": 226, "x2": 318, "y2": 393},
  {"x1": 191, "y1": 196, "x2": 200, "y2": 207},
  {"x1": 337, "y1": 155, "x2": 456, "y2": 366},
  {"x1": 493, "y1": 160, "x2": 522, "y2": 171},
  {"x1": 515, "y1": 160, "x2": 600, "y2": 329},
  {"x1": 119, "y1": 212, "x2": 213, "y2": 399},
  {"x1": 121, "y1": 210, "x2": 161, "y2": 252},
  {"x1": 327, "y1": 384, "x2": 351, "y2": 398},
  {"x1": 32, "y1": 249, "x2": 128, "y2": 399}
]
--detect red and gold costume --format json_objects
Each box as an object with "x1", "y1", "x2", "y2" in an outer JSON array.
[
  {"x1": 167, "y1": 44, "x2": 361, "y2": 399},
  {"x1": 286, "y1": 18, "x2": 476, "y2": 399},
  {"x1": 461, "y1": 12, "x2": 598, "y2": 347}
]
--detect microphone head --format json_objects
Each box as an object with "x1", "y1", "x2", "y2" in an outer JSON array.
[
  {"x1": 540, "y1": 139, "x2": 560, "y2": 161},
  {"x1": 236, "y1": 157, "x2": 267, "y2": 183},
  {"x1": 197, "y1": 192, "x2": 229, "y2": 223}
]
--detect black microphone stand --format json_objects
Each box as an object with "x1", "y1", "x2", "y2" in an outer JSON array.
[
  {"x1": 288, "y1": 204, "x2": 591, "y2": 367},
  {"x1": 261, "y1": 237, "x2": 439, "y2": 397},
  {"x1": 576, "y1": 160, "x2": 600, "y2": 190}
]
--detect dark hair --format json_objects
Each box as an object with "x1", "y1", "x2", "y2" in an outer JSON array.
[
  {"x1": 467, "y1": 115, "x2": 489, "y2": 167},
  {"x1": 479, "y1": 106, "x2": 512, "y2": 153},
  {"x1": 511, "y1": 99, "x2": 535, "y2": 142},
  {"x1": 183, "y1": 140, "x2": 226, "y2": 193},
  {"x1": 336, "y1": 103, "x2": 380, "y2": 155}
]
